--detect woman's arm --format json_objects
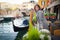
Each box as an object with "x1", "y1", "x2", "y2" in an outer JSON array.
[{"x1": 29, "y1": 10, "x2": 33, "y2": 24}]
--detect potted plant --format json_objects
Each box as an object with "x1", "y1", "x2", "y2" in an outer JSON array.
[
  {"x1": 44, "y1": 12, "x2": 49, "y2": 20},
  {"x1": 23, "y1": 22, "x2": 51, "y2": 40},
  {"x1": 49, "y1": 13, "x2": 56, "y2": 23},
  {"x1": 49, "y1": 13, "x2": 56, "y2": 19}
]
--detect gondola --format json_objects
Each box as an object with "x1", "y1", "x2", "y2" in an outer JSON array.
[
  {"x1": 12, "y1": 17, "x2": 29, "y2": 32},
  {"x1": 0, "y1": 17, "x2": 4, "y2": 23}
]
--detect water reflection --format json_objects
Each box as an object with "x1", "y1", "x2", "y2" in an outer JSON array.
[{"x1": 0, "y1": 20, "x2": 18, "y2": 40}]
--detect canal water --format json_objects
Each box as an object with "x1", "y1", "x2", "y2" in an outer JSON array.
[
  {"x1": 0, "y1": 17, "x2": 29, "y2": 40},
  {"x1": 0, "y1": 20, "x2": 18, "y2": 40}
]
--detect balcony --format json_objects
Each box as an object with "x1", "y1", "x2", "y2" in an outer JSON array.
[
  {"x1": 50, "y1": 0, "x2": 58, "y2": 4},
  {"x1": 47, "y1": 0, "x2": 60, "y2": 9}
]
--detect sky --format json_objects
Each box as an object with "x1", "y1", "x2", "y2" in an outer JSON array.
[{"x1": 0, "y1": 0, "x2": 38, "y2": 4}]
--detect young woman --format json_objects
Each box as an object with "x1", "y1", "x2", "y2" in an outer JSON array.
[{"x1": 29, "y1": 4, "x2": 48, "y2": 30}]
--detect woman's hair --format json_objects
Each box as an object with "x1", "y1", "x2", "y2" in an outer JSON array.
[{"x1": 34, "y1": 4, "x2": 41, "y2": 11}]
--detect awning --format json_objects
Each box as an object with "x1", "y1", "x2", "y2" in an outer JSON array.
[{"x1": 47, "y1": 1, "x2": 60, "y2": 9}]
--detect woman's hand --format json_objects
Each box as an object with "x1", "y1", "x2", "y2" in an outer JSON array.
[{"x1": 29, "y1": 10, "x2": 34, "y2": 24}]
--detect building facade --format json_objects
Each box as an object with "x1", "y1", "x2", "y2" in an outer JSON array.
[
  {"x1": 47, "y1": 0, "x2": 60, "y2": 20},
  {"x1": 20, "y1": 1, "x2": 37, "y2": 10},
  {"x1": 38, "y1": 0, "x2": 50, "y2": 8},
  {"x1": 0, "y1": 2, "x2": 20, "y2": 17}
]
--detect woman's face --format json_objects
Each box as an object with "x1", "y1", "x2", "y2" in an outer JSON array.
[{"x1": 35, "y1": 6, "x2": 39, "y2": 11}]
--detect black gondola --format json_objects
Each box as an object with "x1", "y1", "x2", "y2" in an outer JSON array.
[
  {"x1": 12, "y1": 17, "x2": 29, "y2": 32},
  {"x1": 13, "y1": 24, "x2": 29, "y2": 32}
]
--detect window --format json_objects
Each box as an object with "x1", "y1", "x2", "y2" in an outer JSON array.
[{"x1": 41, "y1": 1, "x2": 45, "y2": 6}]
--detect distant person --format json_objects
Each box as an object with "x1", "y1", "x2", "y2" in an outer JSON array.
[
  {"x1": 22, "y1": 12, "x2": 27, "y2": 17},
  {"x1": 30, "y1": 4, "x2": 49, "y2": 30}
]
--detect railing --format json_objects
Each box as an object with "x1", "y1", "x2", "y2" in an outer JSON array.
[{"x1": 0, "y1": 15, "x2": 15, "y2": 18}]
